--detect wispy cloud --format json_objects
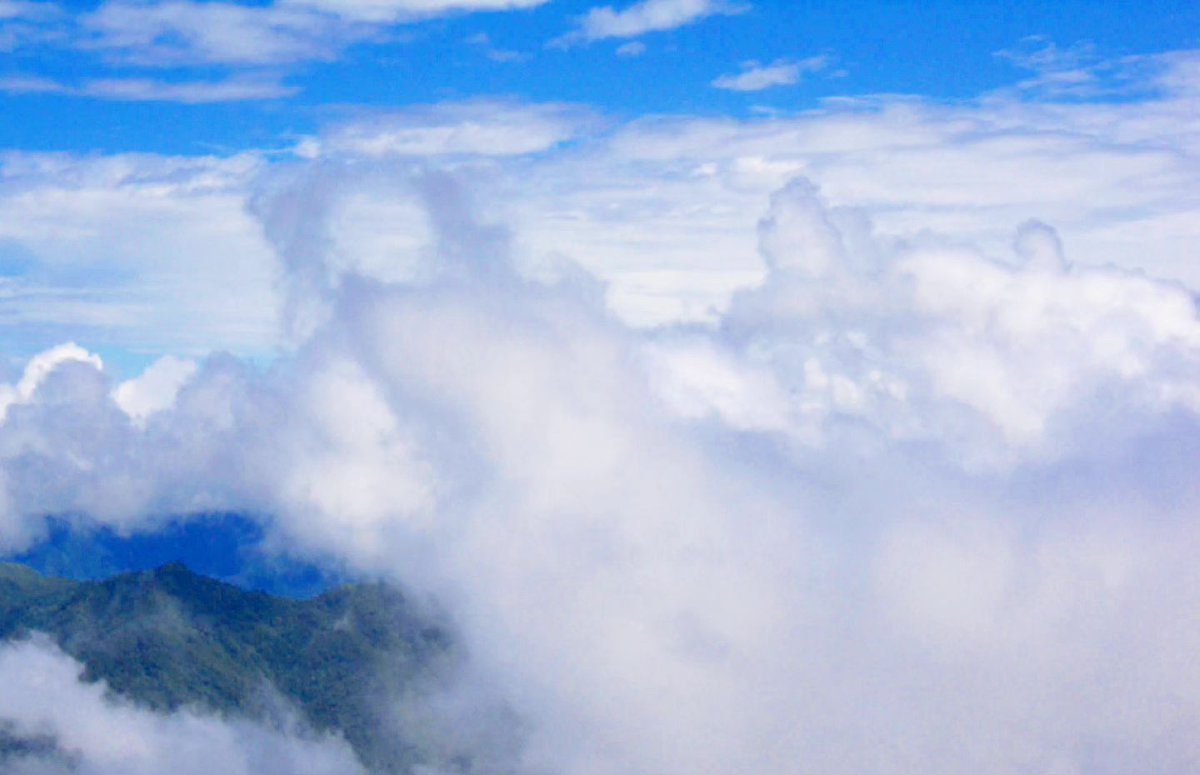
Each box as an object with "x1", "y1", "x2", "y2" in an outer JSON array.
[
  {"x1": 0, "y1": 0, "x2": 552, "y2": 97},
  {"x1": 0, "y1": 0, "x2": 67, "y2": 51},
  {"x1": 992, "y1": 35, "x2": 1197, "y2": 99},
  {"x1": 712, "y1": 55, "x2": 828, "y2": 91},
  {"x1": 0, "y1": 73, "x2": 297, "y2": 102},
  {"x1": 58, "y1": 0, "x2": 552, "y2": 66},
  {"x1": 284, "y1": 0, "x2": 550, "y2": 23},
  {"x1": 0, "y1": 0, "x2": 59, "y2": 21},
  {"x1": 561, "y1": 0, "x2": 745, "y2": 44},
  {"x1": 79, "y1": 1, "x2": 353, "y2": 67}
]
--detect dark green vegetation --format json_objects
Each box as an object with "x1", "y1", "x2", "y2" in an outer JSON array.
[{"x1": 0, "y1": 561, "x2": 468, "y2": 773}]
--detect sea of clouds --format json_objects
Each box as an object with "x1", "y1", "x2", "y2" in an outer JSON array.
[{"x1": 1, "y1": 51, "x2": 1199, "y2": 775}]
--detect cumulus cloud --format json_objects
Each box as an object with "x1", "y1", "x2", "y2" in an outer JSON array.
[
  {"x1": 0, "y1": 636, "x2": 366, "y2": 775},
  {"x1": 112, "y1": 355, "x2": 197, "y2": 423},
  {"x1": 712, "y1": 56, "x2": 828, "y2": 92},
  {"x1": 723, "y1": 178, "x2": 1200, "y2": 464}
]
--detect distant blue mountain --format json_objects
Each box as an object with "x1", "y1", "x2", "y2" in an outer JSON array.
[{"x1": 7, "y1": 513, "x2": 344, "y2": 599}]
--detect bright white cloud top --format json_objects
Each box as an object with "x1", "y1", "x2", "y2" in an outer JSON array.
[{"x1": 1, "y1": 0, "x2": 1200, "y2": 773}]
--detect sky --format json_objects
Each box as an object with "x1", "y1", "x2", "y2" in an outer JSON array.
[
  {"x1": 3, "y1": 1, "x2": 1200, "y2": 774},
  {"x1": 1, "y1": 1, "x2": 1197, "y2": 154}
]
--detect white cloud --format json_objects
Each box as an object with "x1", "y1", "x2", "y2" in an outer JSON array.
[
  {"x1": 0, "y1": 73, "x2": 297, "y2": 102},
  {"x1": 113, "y1": 354, "x2": 198, "y2": 423},
  {"x1": 992, "y1": 36, "x2": 1200, "y2": 100},
  {"x1": 721, "y1": 177, "x2": 1200, "y2": 463},
  {"x1": 0, "y1": 637, "x2": 366, "y2": 775},
  {"x1": 239, "y1": 138, "x2": 1200, "y2": 773},
  {"x1": 85, "y1": 75, "x2": 297, "y2": 102},
  {"x1": 569, "y1": 0, "x2": 743, "y2": 42},
  {"x1": 712, "y1": 56, "x2": 828, "y2": 92},
  {"x1": 10, "y1": 0, "x2": 550, "y2": 68}
]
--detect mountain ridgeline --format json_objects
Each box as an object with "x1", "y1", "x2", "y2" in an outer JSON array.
[{"x1": 0, "y1": 562, "x2": 488, "y2": 773}]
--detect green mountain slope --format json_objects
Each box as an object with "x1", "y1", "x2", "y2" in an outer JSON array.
[{"x1": 0, "y1": 562, "x2": 456, "y2": 773}]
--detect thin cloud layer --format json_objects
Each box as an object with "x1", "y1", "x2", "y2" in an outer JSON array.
[{"x1": 306, "y1": 100, "x2": 593, "y2": 158}]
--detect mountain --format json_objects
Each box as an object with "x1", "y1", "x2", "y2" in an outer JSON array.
[{"x1": 0, "y1": 562, "x2": 457, "y2": 773}]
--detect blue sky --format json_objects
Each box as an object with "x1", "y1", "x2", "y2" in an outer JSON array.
[{"x1": 2, "y1": 0, "x2": 1198, "y2": 154}]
